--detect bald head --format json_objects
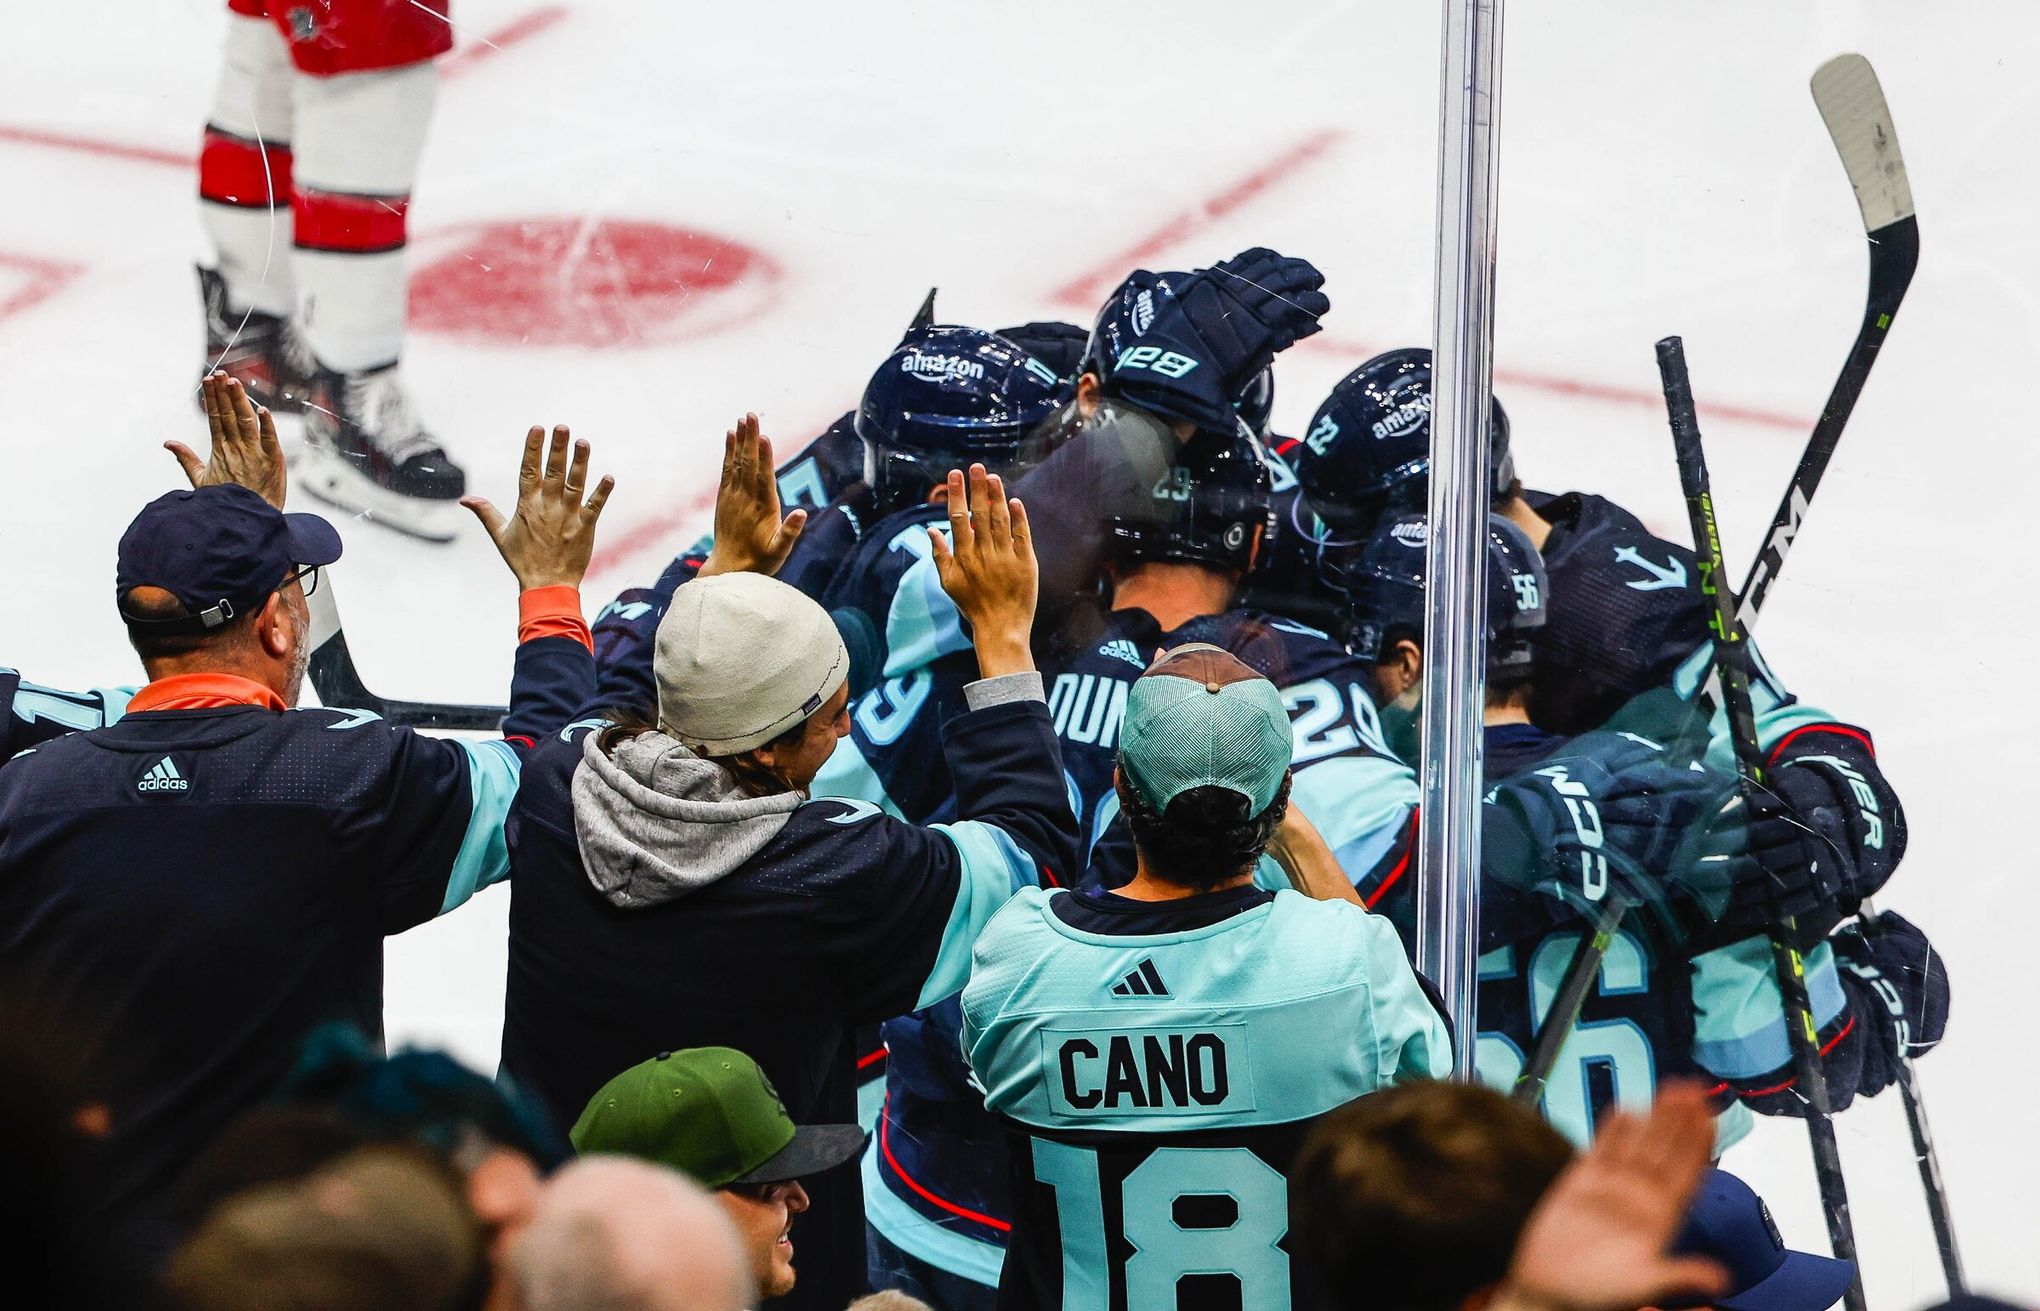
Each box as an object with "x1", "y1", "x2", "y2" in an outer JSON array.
[{"x1": 506, "y1": 1157, "x2": 752, "y2": 1311}]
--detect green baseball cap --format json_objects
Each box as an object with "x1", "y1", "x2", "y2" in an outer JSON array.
[
  {"x1": 1118, "y1": 643, "x2": 1292, "y2": 814},
  {"x1": 569, "y1": 1048, "x2": 865, "y2": 1189}
]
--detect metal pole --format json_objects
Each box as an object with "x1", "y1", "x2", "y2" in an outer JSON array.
[{"x1": 1418, "y1": 0, "x2": 1504, "y2": 1079}]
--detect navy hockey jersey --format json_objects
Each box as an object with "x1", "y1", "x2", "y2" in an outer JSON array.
[
  {"x1": 849, "y1": 602, "x2": 1416, "y2": 1289},
  {"x1": 961, "y1": 885, "x2": 1450, "y2": 1311},
  {"x1": 2, "y1": 668, "x2": 131, "y2": 763},
  {"x1": 1360, "y1": 720, "x2": 1852, "y2": 1149},
  {"x1": 0, "y1": 632, "x2": 591, "y2": 1235}
]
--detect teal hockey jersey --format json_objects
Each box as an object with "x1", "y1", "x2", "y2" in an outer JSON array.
[{"x1": 961, "y1": 884, "x2": 1451, "y2": 1311}]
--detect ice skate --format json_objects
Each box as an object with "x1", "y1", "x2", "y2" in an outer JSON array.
[
  {"x1": 299, "y1": 361, "x2": 466, "y2": 543},
  {"x1": 197, "y1": 265, "x2": 314, "y2": 414}
]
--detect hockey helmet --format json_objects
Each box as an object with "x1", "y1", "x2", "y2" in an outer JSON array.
[
  {"x1": 855, "y1": 325, "x2": 1070, "y2": 514},
  {"x1": 1294, "y1": 347, "x2": 1514, "y2": 545},
  {"x1": 1343, "y1": 512, "x2": 1547, "y2": 680}
]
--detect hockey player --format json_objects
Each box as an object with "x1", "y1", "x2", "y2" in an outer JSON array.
[
  {"x1": 960, "y1": 643, "x2": 1451, "y2": 1311},
  {"x1": 589, "y1": 326, "x2": 1070, "y2": 719},
  {"x1": 198, "y1": 0, "x2": 464, "y2": 539},
  {"x1": 853, "y1": 422, "x2": 1415, "y2": 1307},
  {"x1": 1294, "y1": 347, "x2": 1908, "y2": 921},
  {"x1": 1338, "y1": 512, "x2": 1950, "y2": 1146}
]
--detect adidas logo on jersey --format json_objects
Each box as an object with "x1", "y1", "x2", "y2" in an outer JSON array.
[
  {"x1": 137, "y1": 756, "x2": 189, "y2": 794},
  {"x1": 1110, "y1": 958, "x2": 1169, "y2": 998},
  {"x1": 1098, "y1": 638, "x2": 1146, "y2": 669}
]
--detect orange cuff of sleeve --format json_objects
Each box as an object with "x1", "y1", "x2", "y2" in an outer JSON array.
[{"x1": 518, "y1": 585, "x2": 592, "y2": 652}]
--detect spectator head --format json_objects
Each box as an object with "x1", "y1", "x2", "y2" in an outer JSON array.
[
  {"x1": 115, "y1": 485, "x2": 341, "y2": 704},
  {"x1": 163, "y1": 1143, "x2": 487, "y2": 1311},
  {"x1": 505, "y1": 1156, "x2": 751, "y2": 1311},
  {"x1": 1290, "y1": 1081, "x2": 1575, "y2": 1311},
  {"x1": 650, "y1": 573, "x2": 850, "y2": 794},
  {"x1": 1113, "y1": 644, "x2": 1293, "y2": 891},
  {"x1": 1658, "y1": 1169, "x2": 1857, "y2": 1311},
  {"x1": 570, "y1": 1048, "x2": 865, "y2": 1301}
]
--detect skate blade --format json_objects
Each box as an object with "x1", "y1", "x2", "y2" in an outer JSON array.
[{"x1": 293, "y1": 445, "x2": 461, "y2": 544}]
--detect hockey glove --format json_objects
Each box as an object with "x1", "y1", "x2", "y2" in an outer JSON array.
[
  {"x1": 1767, "y1": 723, "x2": 1907, "y2": 909},
  {"x1": 1101, "y1": 250, "x2": 1329, "y2": 432},
  {"x1": 1831, "y1": 909, "x2": 1949, "y2": 1099},
  {"x1": 1483, "y1": 730, "x2": 1742, "y2": 934},
  {"x1": 1710, "y1": 783, "x2": 1849, "y2": 949}
]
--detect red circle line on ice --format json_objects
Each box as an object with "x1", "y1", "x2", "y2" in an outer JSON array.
[{"x1": 407, "y1": 218, "x2": 782, "y2": 348}]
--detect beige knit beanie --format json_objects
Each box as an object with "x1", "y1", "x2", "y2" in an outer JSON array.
[{"x1": 654, "y1": 572, "x2": 849, "y2": 755}]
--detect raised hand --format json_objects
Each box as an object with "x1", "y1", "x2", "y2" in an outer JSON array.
[
  {"x1": 928, "y1": 464, "x2": 1037, "y2": 680},
  {"x1": 1493, "y1": 1082, "x2": 1729, "y2": 1311},
  {"x1": 698, "y1": 413, "x2": 808, "y2": 578},
  {"x1": 462, "y1": 425, "x2": 614, "y2": 591},
  {"x1": 168, "y1": 372, "x2": 288, "y2": 509}
]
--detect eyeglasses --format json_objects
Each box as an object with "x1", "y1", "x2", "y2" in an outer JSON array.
[{"x1": 282, "y1": 564, "x2": 321, "y2": 598}]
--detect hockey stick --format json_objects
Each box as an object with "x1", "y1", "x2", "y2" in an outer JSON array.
[
  {"x1": 307, "y1": 576, "x2": 508, "y2": 731},
  {"x1": 1686, "y1": 57, "x2": 1962, "y2": 1295},
  {"x1": 1660, "y1": 335, "x2": 1863, "y2": 1310},
  {"x1": 1733, "y1": 55, "x2": 1918, "y2": 630},
  {"x1": 1518, "y1": 55, "x2": 1918, "y2": 1113},
  {"x1": 1512, "y1": 887, "x2": 1635, "y2": 1105},
  {"x1": 1856, "y1": 895, "x2": 1966, "y2": 1294}
]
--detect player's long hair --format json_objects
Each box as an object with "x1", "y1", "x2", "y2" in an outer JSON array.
[{"x1": 1118, "y1": 773, "x2": 1291, "y2": 893}]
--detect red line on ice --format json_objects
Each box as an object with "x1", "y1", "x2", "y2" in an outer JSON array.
[
  {"x1": 1049, "y1": 128, "x2": 1347, "y2": 311},
  {"x1": 440, "y1": 4, "x2": 571, "y2": 79},
  {"x1": 0, "y1": 125, "x2": 187, "y2": 169},
  {"x1": 1302, "y1": 333, "x2": 1809, "y2": 434},
  {"x1": 0, "y1": 253, "x2": 86, "y2": 323}
]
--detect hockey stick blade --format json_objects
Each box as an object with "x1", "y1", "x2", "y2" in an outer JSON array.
[
  {"x1": 1734, "y1": 56, "x2": 1918, "y2": 628},
  {"x1": 307, "y1": 577, "x2": 509, "y2": 732}
]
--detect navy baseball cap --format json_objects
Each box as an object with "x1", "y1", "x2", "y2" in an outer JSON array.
[
  {"x1": 117, "y1": 485, "x2": 342, "y2": 634},
  {"x1": 1670, "y1": 1170, "x2": 1857, "y2": 1311}
]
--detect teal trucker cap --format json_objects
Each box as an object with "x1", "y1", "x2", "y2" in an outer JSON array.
[{"x1": 1118, "y1": 643, "x2": 1292, "y2": 815}]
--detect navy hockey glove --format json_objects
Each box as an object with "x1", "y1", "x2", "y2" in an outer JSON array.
[
  {"x1": 1101, "y1": 250, "x2": 1329, "y2": 432},
  {"x1": 1711, "y1": 783, "x2": 1849, "y2": 949},
  {"x1": 1483, "y1": 731, "x2": 1742, "y2": 930},
  {"x1": 1832, "y1": 909, "x2": 1949, "y2": 1099},
  {"x1": 1767, "y1": 723, "x2": 1907, "y2": 909}
]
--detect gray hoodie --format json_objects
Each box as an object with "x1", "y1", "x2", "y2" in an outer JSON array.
[{"x1": 570, "y1": 729, "x2": 802, "y2": 909}]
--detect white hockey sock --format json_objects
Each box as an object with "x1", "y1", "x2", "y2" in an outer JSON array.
[
  {"x1": 290, "y1": 61, "x2": 439, "y2": 373},
  {"x1": 200, "y1": 14, "x2": 296, "y2": 318}
]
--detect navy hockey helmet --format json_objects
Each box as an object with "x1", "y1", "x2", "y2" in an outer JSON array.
[
  {"x1": 1344, "y1": 512, "x2": 1547, "y2": 681},
  {"x1": 1294, "y1": 347, "x2": 1514, "y2": 544},
  {"x1": 855, "y1": 325, "x2": 1071, "y2": 514},
  {"x1": 1105, "y1": 418, "x2": 1277, "y2": 576},
  {"x1": 997, "y1": 320, "x2": 1090, "y2": 385},
  {"x1": 1080, "y1": 269, "x2": 1184, "y2": 383}
]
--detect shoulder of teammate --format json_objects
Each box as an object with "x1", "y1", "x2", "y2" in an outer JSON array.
[
  {"x1": 774, "y1": 410, "x2": 865, "y2": 511},
  {"x1": 1293, "y1": 895, "x2": 1456, "y2": 1080},
  {"x1": 1529, "y1": 490, "x2": 1721, "y2": 730},
  {"x1": 826, "y1": 502, "x2": 974, "y2": 682},
  {"x1": 2, "y1": 668, "x2": 133, "y2": 762}
]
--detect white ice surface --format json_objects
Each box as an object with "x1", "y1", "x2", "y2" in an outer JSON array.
[{"x1": 1, "y1": 1, "x2": 2033, "y2": 1303}]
